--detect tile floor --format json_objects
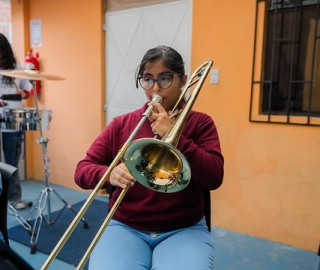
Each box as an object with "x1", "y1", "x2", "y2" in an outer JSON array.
[{"x1": 7, "y1": 179, "x2": 319, "y2": 270}]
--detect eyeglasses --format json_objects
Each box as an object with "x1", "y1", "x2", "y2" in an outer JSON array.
[{"x1": 138, "y1": 74, "x2": 181, "y2": 90}]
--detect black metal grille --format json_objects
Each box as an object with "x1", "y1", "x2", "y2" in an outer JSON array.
[
  {"x1": 270, "y1": 0, "x2": 318, "y2": 9},
  {"x1": 250, "y1": 0, "x2": 320, "y2": 125}
]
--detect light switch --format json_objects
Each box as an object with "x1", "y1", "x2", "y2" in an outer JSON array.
[{"x1": 210, "y1": 69, "x2": 219, "y2": 84}]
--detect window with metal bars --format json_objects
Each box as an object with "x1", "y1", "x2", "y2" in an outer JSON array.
[{"x1": 250, "y1": 0, "x2": 320, "y2": 125}]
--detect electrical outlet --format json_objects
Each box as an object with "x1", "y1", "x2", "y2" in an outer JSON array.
[{"x1": 210, "y1": 69, "x2": 219, "y2": 84}]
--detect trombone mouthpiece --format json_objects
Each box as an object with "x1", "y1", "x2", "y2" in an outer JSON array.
[
  {"x1": 152, "y1": 94, "x2": 162, "y2": 103},
  {"x1": 144, "y1": 95, "x2": 162, "y2": 118}
]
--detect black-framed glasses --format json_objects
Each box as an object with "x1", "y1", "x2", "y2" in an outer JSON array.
[{"x1": 138, "y1": 74, "x2": 181, "y2": 90}]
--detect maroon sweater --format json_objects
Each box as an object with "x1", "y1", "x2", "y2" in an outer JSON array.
[{"x1": 74, "y1": 103, "x2": 224, "y2": 231}]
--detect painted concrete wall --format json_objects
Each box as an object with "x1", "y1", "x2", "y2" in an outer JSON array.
[
  {"x1": 10, "y1": 0, "x2": 320, "y2": 253},
  {"x1": 0, "y1": 0, "x2": 11, "y2": 41},
  {"x1": 11, "y1": 0, "x2": 105, "y2": 193},
  {"x1": 191, "y1": 0, "x2": 320, "y2": 252}
]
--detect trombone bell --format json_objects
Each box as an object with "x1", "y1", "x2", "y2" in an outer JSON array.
[{"x1": 124, "y1": 138, "x2": 191, "y2": 193}]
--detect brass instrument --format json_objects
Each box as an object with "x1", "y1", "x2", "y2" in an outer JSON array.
[{"x1": 41, "y1": 60, "x2": 213, "y2": 269}]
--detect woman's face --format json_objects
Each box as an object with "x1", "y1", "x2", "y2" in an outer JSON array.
[{"x1": 142, "y1": 59, "x2": 187, "y2": 112}]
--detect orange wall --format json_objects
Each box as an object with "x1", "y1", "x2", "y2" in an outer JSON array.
[
  {"x1": 11, "y1": 0, "x2": 105, "y2": 189},
  {"x1": 10, "y1": 0, "x2": 320, "y2": 252},
  {"x1": 192, "y1": 0, "x2": 320, "y2": 252}
]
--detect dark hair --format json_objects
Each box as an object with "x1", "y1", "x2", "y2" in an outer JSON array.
[
  {"x1": 135, "y1": 45, "x2": 185, "y2": 88},
  {"x1": 0, "y1": 33, "x2": 16, "y2": 85}
]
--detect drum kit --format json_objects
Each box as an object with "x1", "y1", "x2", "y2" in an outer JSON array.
[{"x1": 0, "y1": 69, "x2": 88, "y2": 254}]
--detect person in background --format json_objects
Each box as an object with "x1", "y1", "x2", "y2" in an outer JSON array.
[
  {"x1": 0, "y1": 173, "x2": 3, "y2": 242},
  {"x1": 75, "y1": 45, "x2": 224, "y2": 270},
  {"x1": 0, "y1": 33, "x2": 33, "y2": 210}
]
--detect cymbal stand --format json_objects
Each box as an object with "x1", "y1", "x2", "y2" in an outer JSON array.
[
  {"x1": 7, "y1": 204, "x2": 33, "y2": 233},
  {"x1": 26, "y1": 83, "x2": 88, "y2": 254}
]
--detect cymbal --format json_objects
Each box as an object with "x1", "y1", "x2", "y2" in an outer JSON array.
[{"x1": 0, "y1": 69, "x2": 65, "y2": 81}]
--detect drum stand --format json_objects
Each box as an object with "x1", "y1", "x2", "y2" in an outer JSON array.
[
  {"x1": 7, "y1": 204, "x2": 33, "y2": 234},
  {"x1": 26, "y1": 85, "x2": 88, "y2": 254}
]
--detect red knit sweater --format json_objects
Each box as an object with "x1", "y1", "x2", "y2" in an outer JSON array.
[{"x1": 74, "y1": 103, "x2": 224, "y2": 231}]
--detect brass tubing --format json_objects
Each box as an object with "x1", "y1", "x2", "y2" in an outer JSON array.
[
  {"x1": 41, "y1": 95, "x2": 162, "y2": 270},
  {"x1": 163, "y1": 60, "x2": 213, "y2": 146},
  {"x1": 76, "y1": 186, "x2": 129, "y2": 269},
  {"x1": 41, "y1": 60, "x2": 213, "y2": 269},
  {"x1": 41, "y1": 148, "x2": 127, "y2": 270}
]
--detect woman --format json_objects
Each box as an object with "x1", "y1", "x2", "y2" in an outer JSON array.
[
  {"x1": 75, "y1": 45, "x2": 224, "y2": 270},
  {"x1": 0, "y1": 33, "x2": 32, "y2": 210}
]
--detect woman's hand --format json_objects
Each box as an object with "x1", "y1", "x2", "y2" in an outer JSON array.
[
  {"x1": 109, "y1": 163, "x2": 136, "y2": 189},
  {"x1": 148, "y1": 102, "x2": 173, "y2": 138},
  {"x1": 16, "y1": 89, "x2": 28, "y2": 99}
]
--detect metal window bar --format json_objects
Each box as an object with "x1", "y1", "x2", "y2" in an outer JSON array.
[
  {"x1": 307, "y1": 0, "x2": 320, "y2": 122},
  {"x1": 271, "y1": 0, "x2": 318, "y2": 10},
  {"x1": 250, "y1": 0, "x2": 320, "y2": 126}
]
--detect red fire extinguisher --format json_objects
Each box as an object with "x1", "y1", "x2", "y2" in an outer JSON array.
[{"x1": 25, "y1": 49, "x2": 41, "y2": 95}]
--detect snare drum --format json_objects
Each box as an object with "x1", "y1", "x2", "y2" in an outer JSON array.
[{"x1": 4, "y1": 108, "x2": 52, "y2": 131}]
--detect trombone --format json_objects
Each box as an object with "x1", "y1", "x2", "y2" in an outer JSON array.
[{"x1": 41, "y1": 60, "x2": 213, "y2": 269}]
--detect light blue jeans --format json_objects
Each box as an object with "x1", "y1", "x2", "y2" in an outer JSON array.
[{"x1": 89, "y1": 217, "x2": 214, "y2": 270}]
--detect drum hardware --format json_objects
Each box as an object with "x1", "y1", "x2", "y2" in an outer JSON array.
[
  {"x1": 41, "y1": 60, "x2": 213, "y2": 269},
  {"x1": 0, "y1": 69, "x2": 89, "y2": 254},
  {"x1": 4, "y1": 108, "x2": 52, "y2": 131},
  {"x1": 7, "y1": 203, "x2": 33, "y2": 235}
]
